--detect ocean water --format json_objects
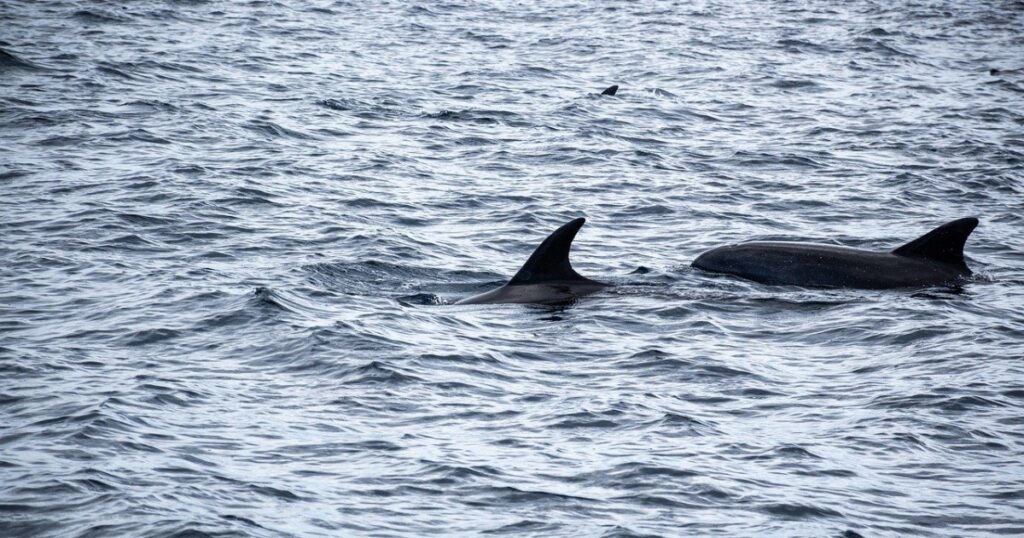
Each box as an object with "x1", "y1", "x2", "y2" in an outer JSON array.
[{"x1": 2, "y1": 1, "x2": 1023, "y2": 536}]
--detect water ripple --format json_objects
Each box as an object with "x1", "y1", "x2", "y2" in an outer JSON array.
[{"x1": 2, "y1": 1, "x2": 1022, "y2": 537}]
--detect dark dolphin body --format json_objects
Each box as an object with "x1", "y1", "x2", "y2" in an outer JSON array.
[
  {"x1": 692, "y1": 218, "x2": 979, "y2": 289},
  {"x1": 456, "y1": 218, "x2": 610, "y2": 305}
]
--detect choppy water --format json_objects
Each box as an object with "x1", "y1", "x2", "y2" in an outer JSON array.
[{"x1": 3, "y1": 1, "x2": 1024, "y2": 536}]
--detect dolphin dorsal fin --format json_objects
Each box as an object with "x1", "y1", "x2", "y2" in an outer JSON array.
[
  {"x1": 509, "y1": 217, "x2": 593, "y2": 285},
  {"x1": 891, "y1": 217, "x2": 978, "y2": 268},
  {"x1": 601, "y1": 85, "x2": 618, "y2": 96}
]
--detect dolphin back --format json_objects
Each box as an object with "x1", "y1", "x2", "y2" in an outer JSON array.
[
  {"x1": 891, "y1": 217, "x2": 978, "y2": 271},
  {"x1": 509, "y1": 217, "x2": 600, "y2": 285}
]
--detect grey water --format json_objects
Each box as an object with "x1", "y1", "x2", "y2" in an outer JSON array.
[{"x1": 2, "y1": 1, "x2": 1023, "y2": 536}]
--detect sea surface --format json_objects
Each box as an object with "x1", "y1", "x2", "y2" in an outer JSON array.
[{"x1": 2, "y1": 1, "x2": 1023, "y2": 537}]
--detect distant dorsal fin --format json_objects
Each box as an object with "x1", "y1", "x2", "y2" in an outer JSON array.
[
  {"x1": 509, "y1": 217, "x2": 597, "y2": 285},
  {"x1": 891, "y1": 217, "x2": 978, "y2": 269},
  {"x1": 601, "y1": 85, "x2": 618, "y2": 96}
]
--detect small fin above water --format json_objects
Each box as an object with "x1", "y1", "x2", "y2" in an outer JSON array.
[
  {"x1": 891, "y1": 217, "x2": 978, "y2": 269},
  {"x1": 601, "y1": 85, "x2": 618, "y2": 96},
  {"x1": 509, "y1": 217, "x2": 599, "y2": 285}
]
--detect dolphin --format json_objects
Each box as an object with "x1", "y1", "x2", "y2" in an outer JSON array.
[
  {"x1": 456, "y1": 217, "x2": 610, "y2": 305},
  {"x1": 601, "y1": 85, "x2": 619, "y2": 96},
  {"x1": 691, "y1": 217, "x2": 979, "y2": 289}
]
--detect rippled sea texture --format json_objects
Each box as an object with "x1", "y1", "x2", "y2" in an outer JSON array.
[{"x1": 3, "y1": 1, "x2": 1024, "y2": 536}]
